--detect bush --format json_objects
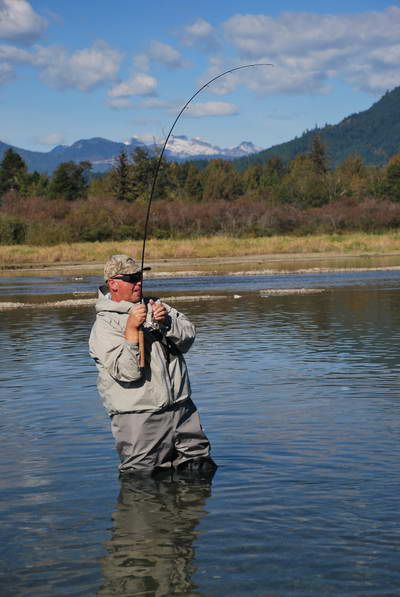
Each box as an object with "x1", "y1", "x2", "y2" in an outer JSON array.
[
  {"x1": 24, "y1": 221, "x2": 75, "y2": 245},
  {"x1": 0, "y1": 214, "x2": 27, "y2": 244}
]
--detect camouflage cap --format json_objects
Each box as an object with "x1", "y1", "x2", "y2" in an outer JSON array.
[{"x1": 104, "y1": 254, "x2": 150, "y2": 280}]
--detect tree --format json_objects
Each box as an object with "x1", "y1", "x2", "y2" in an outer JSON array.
[
  {"x1": 111, "y1": 150, "x2": 132, "y2": 201},
  {"x1": 385, "y1": 154, "x2": 400, "y2": 201},
  {"x1": 336, "y1": 153, "x2": 366, "y2": 198},
  {"x1": 23, "y1": 170, "x2": 50, "y2": 197},
  {"x1": 48, "y1": 160, "x2": 92, "y2": 201},
  {"x1": 264, "y1": 156, "x2": 286, "y2": 183},
  {"x1": 242, "y1": 163, "x2": 263, "y2": 193},
  {"x1": 277, "y1": 153, "x2": 329, "y2": 207},
  {"x1": 0, "y1": 148, "x2": 27, "y2": 196},
  {"x1": 130, "y1": 146, "x2": 173, "y2": 201},
  {"x1": 309, "y1": 135, "x2": 329, "y2": 175},
  {"x1": 129, "y1": 147, "x2": 155, "y2": 201},
  {"x1": 183, "y1": 162, "x2": 203, "y2": 201},
  {"x1": 202, "y1": 159, "x2": 243, "y2": 201}
]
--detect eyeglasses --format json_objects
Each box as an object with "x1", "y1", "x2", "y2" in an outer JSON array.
[{"x1": 111, "y1": 273, "x2": 142, "y2": 284}]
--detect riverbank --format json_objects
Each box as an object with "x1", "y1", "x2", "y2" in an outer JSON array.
[
  {"x1": 1, "y1": 234, "x2": 400, "y2": 279},
  {"x1": 2, "y1": 233, "x2": 400, "y2": 269}
]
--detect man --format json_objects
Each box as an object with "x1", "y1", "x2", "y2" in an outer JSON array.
[{"x1": 89, "y1": 254, "x2": 216, "y2": 476}]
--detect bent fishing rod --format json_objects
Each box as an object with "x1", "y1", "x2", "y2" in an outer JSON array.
[{"x1": 137, "y1": 62, "x2": 273, "y2": 366}]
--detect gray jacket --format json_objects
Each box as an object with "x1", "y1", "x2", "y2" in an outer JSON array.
[{"x1": 89, "y1": 288, "x2": 195, "y2": 415}]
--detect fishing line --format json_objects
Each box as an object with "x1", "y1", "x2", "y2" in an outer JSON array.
[{"x1": 139, "y1": 62, "x2": 273, "y2": 296}]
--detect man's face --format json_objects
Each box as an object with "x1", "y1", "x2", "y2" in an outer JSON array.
[{"x1": 108, "y1": 276, "x2": 142, "y2": 303}]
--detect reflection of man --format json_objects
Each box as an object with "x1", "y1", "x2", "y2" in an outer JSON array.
[
  {"x1": 89, "y1": 254, "x2": 216, "y2": 475},
  {"x1": 98, "y1": 473, "x2": 213, "y2": 596}
]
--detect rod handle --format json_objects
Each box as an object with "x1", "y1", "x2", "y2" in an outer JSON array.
[{"x1": 138, "y1": 328, "x2": 145, "y2": 368}]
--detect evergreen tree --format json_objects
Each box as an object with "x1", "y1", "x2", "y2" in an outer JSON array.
[
  {"x1": 49, "y1": 160, "x2": 92, "y2": 201},
  {"x1": 309, "y1": 135, "x2": 329, "y2": 174},
  {"x1": 130, "y1": 146, "x2": 172, "y2": 201},
  {"x1": 263, "y1": 157, "x2": 286, "y2": 185},
  {"x1": 112, "y1": 150, "x2": 132, "y2": 201},
  {"x1": 183, "y1": 162, "x2": 203, "y2": 201},
  {"x1": 131, "y1": 147, "x2": 155, "y2": 201},
  {"x1": 0, "y1": 148, "x2": 27, "y2": 195}
]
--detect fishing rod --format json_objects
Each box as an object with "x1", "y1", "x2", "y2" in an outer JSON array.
[{"x1": 137, "y1": 62, "x2": 273, "y2": 366}]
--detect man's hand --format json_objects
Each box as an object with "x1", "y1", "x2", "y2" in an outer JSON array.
[
  {"x1": 125, "y1": 304, "x2": 147, "y2": 342},
  {"x1": 150, "y1": 299, "x2": 167, "y2": 324}
]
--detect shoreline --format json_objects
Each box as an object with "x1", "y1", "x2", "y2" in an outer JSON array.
[
  {"x1": 3, "y1": 250, "x2": 400, "y2": 276},
  {"x1": 2, "y1": 251, "x2": 400, "y2": 311}
]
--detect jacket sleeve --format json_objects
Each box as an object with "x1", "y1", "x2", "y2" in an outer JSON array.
[
  {"x1": 159, "y1": 302, "x2": 196, "y2": 353},
  {"x1": 89, "y1": 315, "x2": 143, "y2": 382}
]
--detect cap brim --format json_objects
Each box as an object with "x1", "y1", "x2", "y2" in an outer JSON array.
[{"x1": 142, "y1": 267, "x2": 151, "y2": 271}]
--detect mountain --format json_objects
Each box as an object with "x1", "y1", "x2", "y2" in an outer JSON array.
[
  {"x1": 236, "y1": 86, "x2": 400, "y2": 170},
  {"x1": 3, "y1": 85, "x2": 400, "y2": 174},
  {"x1": 162, "y1": 135, "x2": 262, "y2": 161},
  {"x1": 0, "y1": 135, "x2": 263, "y2": 174},
  {"x1": 0, "y1": 137, "x2": 147, "y2": 174}
]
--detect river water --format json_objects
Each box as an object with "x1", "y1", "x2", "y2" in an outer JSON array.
[{"x1": 1, "y1": 267, "x2": 400, "y2": 596}]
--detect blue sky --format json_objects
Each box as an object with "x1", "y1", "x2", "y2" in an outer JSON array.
[{"x1": 1, "y1": 0, "x2": 400, "y2": 152}]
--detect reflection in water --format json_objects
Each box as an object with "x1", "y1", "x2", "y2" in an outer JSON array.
[{"x1": 99, "y1": 471, "x2": 214, "y2": 596}]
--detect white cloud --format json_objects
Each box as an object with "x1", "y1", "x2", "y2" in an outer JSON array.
[
  {"x1": 109, "y1": 72, "x2": 157, "y2": 97},
  {"x1": 148, "y1": 40, "x2": 187, "y2": 70},
  {"x1": 0, "y1": 60, "x2": 14, "y2": 83},
  {"x1": 199, "y1": 58, "x2": 249, "y2": 95},
  {"x1": 181, "y1": 17, "x2": 220, "y2": 51},
  {"x1": 34, "y1": 133, "x2": 65, "y2": 146},
  {"x1": 141, "y1": 97, "x2": 178, "y2": 110},
  {"x1": 0, "y1": 42, "x2": 35, "y2": 86},
  {"x1": 223, "y1": 9, "x2": 400, "y2": 58},
  {"x1": 0, "y1": 0, "x2": 47, "y2": 44},
  {"x1": 132, "y1": 132, "x2": 160, "y2": 144},
  {"x1": 183, "y1": 101, "x2": 239, "y2": 118},
  {"x1": 220, "y1": 6, "x2": 400, "y2": 95},
  {"x1": 0, "y1": 40, "x2": 122, "y2": 91},
  {"x1": 140, "y1": 97, "x2": 238, "y2": 118},
  {"x1": 248, "y1": 64, "x2": 329, "y2": 95},
  {"x1": 34, "y1": 40, "x2": 122, "y2": 91},
  {"x1": 0, "y1": 43, "x2": 34, "y2": 62},
  {"x1": 345, "y1": 66, "x2": 400, "y2": 95},
  {"x1": 133, "y1": 53, "x2": 149, "y2": 72},
  {"x1": 369, "y1": 44, "x2": 400, "y2": 67},
  {"x1": 108, "y1": 97, "x2": 134, "y2": 109}
]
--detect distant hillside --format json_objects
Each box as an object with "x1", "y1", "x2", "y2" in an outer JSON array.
[
  {"x1": 236, "y1": 86, "x2": 400, "y2": 170},
  {"x1": 0, "y1": 137, "x2": 147, "y2": 174},
  {"x1": 0, "y1": 136, "x2": 262, "y2": 174},
  {"x1": 2, "y1": 86, "x2": 400, "y2": 174}
]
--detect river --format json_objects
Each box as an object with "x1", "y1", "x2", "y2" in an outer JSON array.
[{"x1": 1, "y1": 266, "x2": 400, "y2": 596}]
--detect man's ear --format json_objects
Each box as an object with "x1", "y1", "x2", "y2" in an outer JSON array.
[{"x1": 108, "y1": 279, "x2": 118, "y2": 293}]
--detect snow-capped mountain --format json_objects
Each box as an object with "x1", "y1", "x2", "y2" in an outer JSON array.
[
  {"x1": 0, "y1": 135, "x2": 264, "y2": 173},
  {"x1": 164, "y1": 135, "x2": 263, "y2": 160}
]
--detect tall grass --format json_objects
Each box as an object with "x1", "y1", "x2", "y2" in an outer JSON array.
[{"x1": 2, "y1": 232, "x2": 400, "y2": 267}]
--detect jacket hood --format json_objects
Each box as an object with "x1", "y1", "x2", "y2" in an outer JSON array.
[{"x1": 95, "y1": 285, "x2": 138, "y2": 315}]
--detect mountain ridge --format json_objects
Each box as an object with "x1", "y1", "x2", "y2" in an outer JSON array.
[
  {"x1": 2, "y1": 85, "x2": 400, "y2": 174},
  {"x1": 0, "y1": 135, "x2": 263, "y2": 174},
  {"x1": 236, "y1": 86, "x2": 400, "y2": 169}
]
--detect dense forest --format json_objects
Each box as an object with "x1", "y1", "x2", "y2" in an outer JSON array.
[
  {"x1": 236, "y1": 86, "x2": 400, "y2": 169},
  {"x1": 1, "y1": 136, "x2": 400, "y2": 246}
]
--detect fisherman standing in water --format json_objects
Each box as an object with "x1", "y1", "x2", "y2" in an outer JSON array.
[{"x1": 89, "y1": 254, "x2": 216, "y2": 476}]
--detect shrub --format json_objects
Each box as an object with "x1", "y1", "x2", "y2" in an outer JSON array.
[{"x1": 0, "y1": 214, "x2": 27, "y2": 244}]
